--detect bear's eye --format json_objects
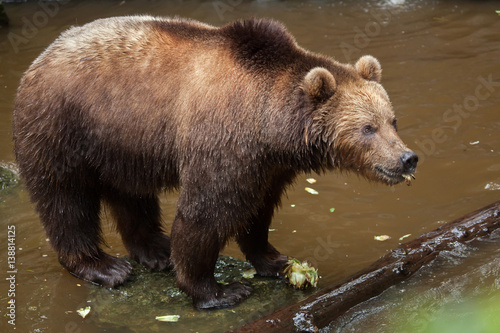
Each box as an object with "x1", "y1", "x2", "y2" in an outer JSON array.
[
  {"x1": 362, "y1": 125, "x2": 376, "y2": 135},
  {"x1": 392, "y1": 119, "x2": 398, "y2": 131}
]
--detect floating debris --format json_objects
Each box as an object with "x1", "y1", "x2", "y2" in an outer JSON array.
[
  {"x1": 305, "y1": 187, "x2": 319, "y2": 195},
  {"x1": 155, "y1": 315, "x2": 180, "y2": 322},
  {"x1": 329, "y1": 208, "x2": 335, "y2": 213},
  {"x1": 283, "y1": 258, "x2": 318, "y2": 289},
  {"x1": 374, "y1": 235, "x2": 391, "y2": 242},
  {"x1": 399, "y1": 234, "x2": 412, "y2": 241},
  {"x1": 485, "y1": 182, "x2": 500, "y2": 191},
  {"x1": 306, "y1": 178, "x2": 317, "y2": 184},
  {"x1": 242, "y1": 268, "x2": 256, "y2": 279},
  {"x1": 77, "y1": 306, "x2": 91, "y2": 318}
]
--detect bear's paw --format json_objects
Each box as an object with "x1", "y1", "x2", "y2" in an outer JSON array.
[
  {"x1": 61, "y1": 253, "x2": 132, "y2": 288},
  {"x1": 194, "y1": 282, "x2": 252, "y2": 309}
]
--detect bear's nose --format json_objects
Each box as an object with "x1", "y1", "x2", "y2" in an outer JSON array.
[{"x1": 400, "y1": 151, "x2": 418, "y2": 172}]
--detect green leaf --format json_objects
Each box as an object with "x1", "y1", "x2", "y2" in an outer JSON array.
[
  {"x1": 374, "y1": 235, "x2": 391, "y2": 241},
  {"x1": 284, "y1": 258, "x2": 319, "y2": 289},
  {"x1": 306, "y1": 178, "x2": 317, "y2": 184},
  {"x1": 155, "y1": 315, "x2": 180, "y2": 322},
  {"x1": 305, "y1": 187, "x2": 319, "y2": 195},
  {"x1": 399, "y1": 233, "x2": 412, "y2": 241},
  {"x1": 242, "y1": 268, "x2": 256, "y2": 279},
  {"x1": 77, "y1": 306, "x2": 91, "y2": 318}
]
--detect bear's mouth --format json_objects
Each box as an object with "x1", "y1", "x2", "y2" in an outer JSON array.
[{"x1": 374, "y1": 165, "x2": 406, "y2": 185}]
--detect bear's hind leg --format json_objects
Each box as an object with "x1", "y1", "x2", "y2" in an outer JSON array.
[
  {"x1": 105, "y1": 191, "x2": 171, "y2": 271},
  {"x1": 35, "y1": 183, "x2": 132, "y2": 287}
]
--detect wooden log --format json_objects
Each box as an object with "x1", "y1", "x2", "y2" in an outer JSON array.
[{"x1": 230, "y1": 200, "x2": 500, "y2": 333}]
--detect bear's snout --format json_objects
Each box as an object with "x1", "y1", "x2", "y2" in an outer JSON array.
[{"x1": 400, "y1": 151, "x2": 418, "y2": 173}]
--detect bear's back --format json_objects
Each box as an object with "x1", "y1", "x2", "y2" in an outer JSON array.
[{"x1": 29, "y1": 16, "x2": 312, "y2": 83}]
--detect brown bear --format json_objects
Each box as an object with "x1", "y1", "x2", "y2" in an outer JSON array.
[{"x1": 13, "y1": 16, "x2": 417, "y2": 309}]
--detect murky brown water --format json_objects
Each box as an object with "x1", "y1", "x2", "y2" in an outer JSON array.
[{"x1": 1, "y1": 1, "x2": 499, "y2": 332}]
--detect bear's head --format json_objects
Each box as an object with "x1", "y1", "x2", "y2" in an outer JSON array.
[{"x1": 304, "y1": 55, "x2": 418, "y2": 185}]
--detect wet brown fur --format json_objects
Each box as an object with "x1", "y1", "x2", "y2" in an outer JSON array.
[{"x1": 13, "y1": 16, "x2": 416, "y2": 308}]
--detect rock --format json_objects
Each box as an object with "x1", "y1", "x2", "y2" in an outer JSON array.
[
  {"x1": 0, "y1": 1, "x2": 8, "y2": 28},
  {"x1": 0, "y1": 164, "x2": 18, "y2": 191},
  {"x1": 86, "y1": 256, "x2": 314, "y2": 332}
]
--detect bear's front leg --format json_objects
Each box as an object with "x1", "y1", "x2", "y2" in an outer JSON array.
[
  {"x1": 170, "y1": 203, "x2": 251, "y2": 309},
  {"x1": 236, "y1": 202, "x2": 288, "y2": 277},
  {"x1": 236, "y1": 174, "x2": 292, "y2": 277}
]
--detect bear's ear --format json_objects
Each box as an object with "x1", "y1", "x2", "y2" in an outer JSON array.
[
  {"x1": 303, "y1": 67, "x2": 336, "y2": 103},
  {"x1": 355, "y1": 55, "x2": 382, "y2": 82}
]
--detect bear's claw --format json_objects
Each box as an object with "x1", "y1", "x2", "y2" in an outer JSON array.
[
  {"x1": 254, "y1": 254, "x2": 289, "y2": 277},
  {"x1": 61, "y1": 253, "x2": 132, "y2": 288},
  {"x1": 127, "y1": 234, "x2": 172, "y2": 271},
  {"x1": 193, "y1": 282, "x2": 252, "y2": 309}
]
